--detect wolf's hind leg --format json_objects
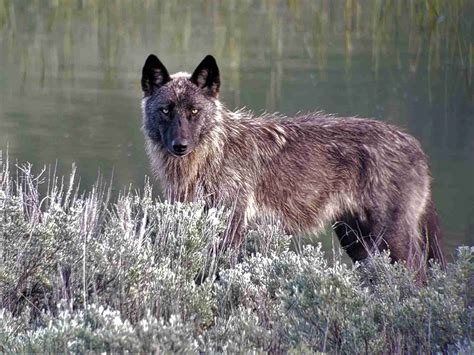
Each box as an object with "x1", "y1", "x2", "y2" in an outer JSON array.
[{"x1": 333, "y1": 214, "x2": 389, "y2": 263}]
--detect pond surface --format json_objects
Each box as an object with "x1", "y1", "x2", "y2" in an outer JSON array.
[{"x1": 0, "y1": 1, "x2": 473, "y2": 256}]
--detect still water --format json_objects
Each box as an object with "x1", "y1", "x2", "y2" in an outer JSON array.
[{"x1": 0, "y1": 1, "x2": 472, "y2": 255}]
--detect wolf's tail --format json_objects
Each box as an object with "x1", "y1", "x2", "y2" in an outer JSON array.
[{"x1": 421, "y1": 195, "x2": 446, "y2": 269}]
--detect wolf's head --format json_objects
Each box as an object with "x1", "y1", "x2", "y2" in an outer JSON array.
[{"x1": 141, "y1": 55, "x2": 221, "y2": 157}]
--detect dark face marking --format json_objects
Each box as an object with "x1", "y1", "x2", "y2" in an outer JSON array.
[
  {"x1": 143, "y1": 83, "x2": 210, "y2": 156},
  {"x1": 141, "y1": 55, "x2": 221, "y2": 157}
]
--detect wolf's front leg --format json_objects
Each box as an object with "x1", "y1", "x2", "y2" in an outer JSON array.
[
  {"x1": 228, "y1": 208, "x2": 247, "y2": 249},
  {"x1": 195, "y1": 205, "x2": 246, "y2": 284},
  {"x1": 215, "y1": 204, "x2": 247, "y2": 256}
]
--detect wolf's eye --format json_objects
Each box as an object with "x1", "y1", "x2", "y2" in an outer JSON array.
[
  {"x1": 191, "y1": 108, "x2": 199, "y2": 115},
  {"x1": 160, "y1": 108, "x2": 169, "y2": 114}
]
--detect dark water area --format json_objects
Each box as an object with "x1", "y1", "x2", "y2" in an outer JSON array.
[{"x1": 0, "y1": 1, "x2": 473, "y2": 256}]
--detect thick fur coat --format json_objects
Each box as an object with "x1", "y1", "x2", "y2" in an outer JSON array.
[{"x1": 141, "y1": 55, "x2": 445, "y2": 270}]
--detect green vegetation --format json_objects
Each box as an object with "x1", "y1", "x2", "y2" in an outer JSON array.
[
  {"x1": 0, "y1": 156, "x2": 472, "y2": 353},
  {"x1": 0, "y1": 2, "x2": 472, "y2": 352},
  {"x1": 0, "y1": 0, "x2": 471, "y2": 92}
]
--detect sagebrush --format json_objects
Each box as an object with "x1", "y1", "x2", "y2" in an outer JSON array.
[{"x1": 0, "y1": 155, "x2": 472, "y2": 353}]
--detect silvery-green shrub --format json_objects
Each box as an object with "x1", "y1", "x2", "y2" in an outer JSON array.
[{"x1": 0, "y1": 155, "x2": 472, "y2": 353}]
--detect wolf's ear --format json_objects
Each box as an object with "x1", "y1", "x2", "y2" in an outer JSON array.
[
  {"x1": 190, "y1": 55, "x2": 220, "y2": 98},
  {"x1": 141, "y1": 54, "x2": 171, "y2": 96}
]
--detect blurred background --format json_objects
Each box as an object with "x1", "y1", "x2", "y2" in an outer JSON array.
[{"x1": 0, "y1": 0, "x2": 472, "y2": 256}]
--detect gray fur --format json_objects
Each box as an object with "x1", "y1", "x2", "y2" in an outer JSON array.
[{"x1": 141, "y1": 55, "x2": 446, "y2": 272}]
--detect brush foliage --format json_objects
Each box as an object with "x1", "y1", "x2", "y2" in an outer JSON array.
[{"x1": 0, "y1": 158, "x2": 472, "y2": 353}]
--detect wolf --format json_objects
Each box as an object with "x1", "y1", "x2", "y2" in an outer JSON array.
[{"x1": 140, "y1": 54, "x2": 446, "y2": 270}]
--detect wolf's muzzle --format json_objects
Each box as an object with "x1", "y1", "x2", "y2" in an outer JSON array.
[{"x1": 171, "y1": 139, "x2": 189, "y2": 156}]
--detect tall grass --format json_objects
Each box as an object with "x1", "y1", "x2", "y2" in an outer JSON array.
[{"x1": 0, "y1": 155, "x2": 472, "y2": 353}]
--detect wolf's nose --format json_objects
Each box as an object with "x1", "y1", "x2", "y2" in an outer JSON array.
[{"x1": 172, "y1": 140, "x2": 188, "y2": 155}]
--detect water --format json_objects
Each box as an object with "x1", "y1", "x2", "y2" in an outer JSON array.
[{"x1": 0, "y1": 1, "x2": 472, "y2": 256}]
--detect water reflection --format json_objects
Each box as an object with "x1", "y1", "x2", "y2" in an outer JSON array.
[{"x1": 0, "y1": 0, "x2": 472, "y2": 253}]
